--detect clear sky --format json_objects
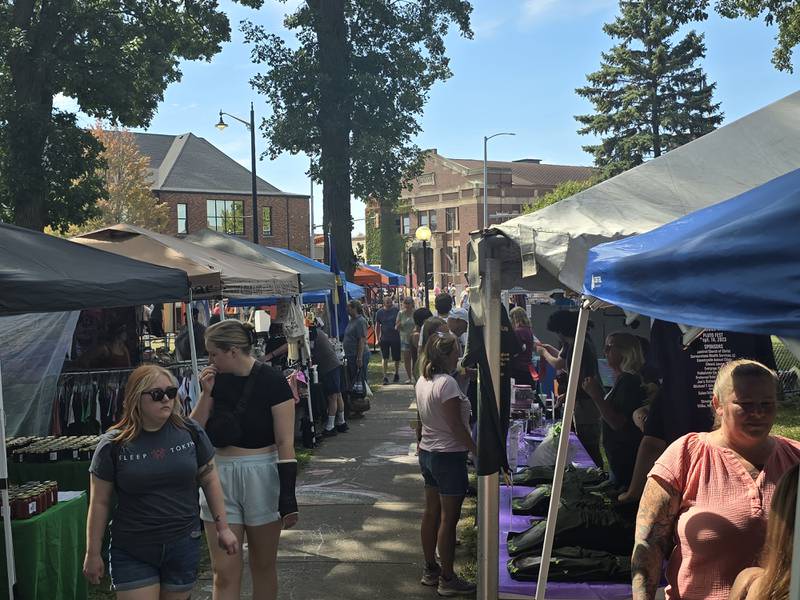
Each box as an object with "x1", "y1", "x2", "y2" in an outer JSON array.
[{"x1": 57, "y1": 0, "x2": 798, "y2": 235}]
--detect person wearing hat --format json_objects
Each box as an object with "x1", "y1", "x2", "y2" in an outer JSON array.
[{"x1": 446, "y1": 308, "x2": 468, "y2": 353}]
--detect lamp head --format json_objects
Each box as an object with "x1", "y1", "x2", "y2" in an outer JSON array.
[
  {"x1": 415, "y1": 225, "x2": 432, "y2": 242},
  {"x1": 215, "y1": 110, "x2": 228, "y2": 131}
]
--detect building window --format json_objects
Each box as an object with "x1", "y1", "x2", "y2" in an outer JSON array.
[
  {"x1": 207, "y1": 199, "x2": 244, "y2": 235},
  {"x1": 445, "y1": 207, "x2": 458, "y2": 231},
  {"x1": 262, "y1": 206, "x2": 273, "y2": 236},
  {"x1": 402, "y1": 214, "x2": 411, "y2": 235},
  {"x1": 419, "y1": 210, "x2": 437, "y2": 231},
  {"x1": 395, "y1": 214, "x2": 402, "y2": 234},
  {"x1": 177, "y1": 203, "x2": 187, "y2": 234},
  {"x1": 443, "y1": 246, "x2": 460, "y2": 273}
]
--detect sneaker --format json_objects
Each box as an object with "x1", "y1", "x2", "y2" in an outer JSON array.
[
  {"x1": 336, "y1": 422, "x2": 349, "y2": 433},
  {"x1": 421, "y1": 563, "x2": 441, "y2": 586},
  {"x1": 383, "y1": 376, "x2": 389, "y2": 385},
  {"x1": 393, "y1": 373, "x2": 400, "y2": 383},
  {"x1": 321, "y1": 427, "x2": 337, "y2": 437},
  {"x1": 404, "y1": 379, "x2": 413, "y2": 384},
  {"x1": 437, "y1": 575, "x2": 476, "y2": 597}
]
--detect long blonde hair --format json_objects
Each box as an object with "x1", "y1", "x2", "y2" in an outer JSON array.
[
  {"x1": 757, "y1": 464, "x2": 798, "y2": 600},
  {"x1": 419, "y1": 331, "x2": 459, "y2": 380},
  {"x1": 111, "y1": 365, "x2": 185, "y2": 444}
]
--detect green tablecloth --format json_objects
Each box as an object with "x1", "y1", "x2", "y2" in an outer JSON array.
[
  {"x1": 0, "y1": 492, "x2": 88, "y2": 600},
  {"x1": 8, "y1": 461, "x2": 91, "y2": 492}
]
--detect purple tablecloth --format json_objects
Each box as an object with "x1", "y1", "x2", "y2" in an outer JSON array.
[{"x1": 498, "y1": 429, "x2": 633, "y2": 599}]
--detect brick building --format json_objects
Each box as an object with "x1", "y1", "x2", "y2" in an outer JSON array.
[
  {"x1": 366, "y1": 150, "x2": 594, "y2": 291},
  {"x1": 131, "y1": 132, "x2": 310, "y2": 253}
]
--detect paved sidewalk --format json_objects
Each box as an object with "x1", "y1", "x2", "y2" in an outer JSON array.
[{"x1": 196, "y1": 384, "x2": 440, "y2": 599}]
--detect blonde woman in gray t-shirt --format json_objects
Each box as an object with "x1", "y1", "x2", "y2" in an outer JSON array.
[
  {"x1": 84, "y1": 365, "x2": 237, "y2": 598},
  {"x1": 415, "y1": 331, "x2": 476, "y2": 597}
]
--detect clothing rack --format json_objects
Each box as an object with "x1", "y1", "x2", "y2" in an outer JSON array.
[{"x1": 53, "y1": 361, "x2": 208, "y2": 436}]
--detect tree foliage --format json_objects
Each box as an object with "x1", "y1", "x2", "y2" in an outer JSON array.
[
  {"x1": 522, "y1": 177, "x2": 602, "y2": 215},
  {"x1": 242, "y1": 0, "x2": 472, "y2": 275},
  {"x1": 74, "y1": 124, "x2": 169, "y2": 234},
  {"x1": 715, "y1": 0, "x2": 800, "y2": 72},
  {"x1": 576, "y1": 0, "x2": 723, "y2": 177},
  {"x1": 0, "y1": 0, "x2": 255, "y2": 232}
]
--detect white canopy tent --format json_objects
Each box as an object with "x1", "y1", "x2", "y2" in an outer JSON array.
[{"x1": 468, "y1": 90, "x2": 800, "y2": 600}]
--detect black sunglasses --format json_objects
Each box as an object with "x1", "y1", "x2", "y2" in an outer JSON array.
[{"x1": 142, "y1": 387, "x2": 178, "y2": 402}]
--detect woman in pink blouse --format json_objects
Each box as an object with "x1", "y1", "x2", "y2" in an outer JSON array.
[{"x1": 632, "y1": 359, "x2": 800, "y2": 600}]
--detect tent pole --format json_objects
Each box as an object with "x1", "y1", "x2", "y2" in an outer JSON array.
[
  {"x1": 0, "y1": 362, "x2": 17, "y2": 600},
  {"x1": 534, "y1": 303, "x2": 590, "y2": 600},
  {"x1": 477, "y1": 257, "x2": 501, "y2": 600},
  {"x1": 185, "y1": 291, "x2": 202, "y2": 403}
]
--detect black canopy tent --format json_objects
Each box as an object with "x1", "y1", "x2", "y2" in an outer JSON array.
[
  {"x1": 0, "y1": 222, "x2": 190, "y2": 598},
  {"x1": 0, "y1": 222, "x2": 190, "y2": 314}
]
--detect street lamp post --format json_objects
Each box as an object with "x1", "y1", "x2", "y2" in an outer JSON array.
[
  {"x1": 483, "y1": 132, "x2": 515, "y2": 229},
  {"x1": 415, "y1": 225, "x2": 432, "y2": 308},
  {"x1": 216, "y1": 104, "x2": 259, "y2": 245}
]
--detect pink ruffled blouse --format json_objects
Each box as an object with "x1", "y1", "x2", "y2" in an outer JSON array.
[{"x1": 649, "y1": 432, "x2": 800, "y2": 600}]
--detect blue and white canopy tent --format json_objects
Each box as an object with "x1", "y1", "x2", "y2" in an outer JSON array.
[
  {"x1": 466, "y1": 91, "x2": 800, "y2": 600},
  {"x1": 580, "y1": 169, "x2": 800, "y2": 598}
]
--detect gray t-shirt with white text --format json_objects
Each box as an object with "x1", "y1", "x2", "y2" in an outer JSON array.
[{"x1": 90, "y1": 418, "x2": 214, "y2": 548}]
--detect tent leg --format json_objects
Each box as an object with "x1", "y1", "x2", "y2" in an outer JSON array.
[
  {"x1": 0, "y1": 362, "x2": 17, "y2": 600},
  {"x1": 186, "y1": 293, "x2": 202, "y2": 403},
  {"x1": 477, "y1": 257, "x2": 501, "y2": 600},
  {"x1": 534, "y1": 304, "x2": 590, "y2": 600}
]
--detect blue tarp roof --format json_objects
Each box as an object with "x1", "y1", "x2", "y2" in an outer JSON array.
[
  {"x1": 583, "y1": 168, "x2": 800, "y2": 338},
  {"x1": 364, "y1": 264, "x2": 406, "y2": 286},
  {"x1": 227, "y1": 248, "x2": 364, "y2": 306}
]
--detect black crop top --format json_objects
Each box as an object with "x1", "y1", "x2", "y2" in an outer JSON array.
[{"x1": 206, "y1": 363, "x2": 294, "y2": 449}]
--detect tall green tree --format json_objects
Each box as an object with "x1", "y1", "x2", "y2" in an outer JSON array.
[
  {"x1": 715, "y1": 0, "x2": 800, "y2": 72},
  {"x1": 0, "y1": 1, "x2": 255, "y2": 232},
  {"x1": 576, "y1": 0, "x2": 723, "y2": 177},
  {"x1": 243, "y1": 0, "x2": 472, "y2": 276}
]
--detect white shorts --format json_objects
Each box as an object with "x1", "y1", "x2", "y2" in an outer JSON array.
[{"x1": 200, "y1": 451, "x2": 280, "y2": 526}]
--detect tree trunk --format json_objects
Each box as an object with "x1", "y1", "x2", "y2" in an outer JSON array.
[
  {"x1": 7, "y1": 0, "x2": 56, "y2": 231},
  {"x1": 313, "y1": 0, "x2": 354, "y2": 278}
]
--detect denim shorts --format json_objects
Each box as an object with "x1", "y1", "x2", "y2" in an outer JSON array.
[
  {"x1": 200, "y1": 451, "x2": 280, "y2": 526},
  {"x1": 109, "y1": 529, "x2": 201, "y2": 592},
  {"x1": 418, "y1": 449, "x2": 469, "y2": 496}
]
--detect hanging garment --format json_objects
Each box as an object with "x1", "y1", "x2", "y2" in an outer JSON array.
[{"x1": 507, "y1": 546, "x2": 632, "y2": 582}]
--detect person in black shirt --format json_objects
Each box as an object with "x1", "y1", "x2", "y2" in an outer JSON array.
[
  {"x1": 581, "y1": 333, "x2": 646, "y2": 488},
  {"x1": 191, "y1": 320, "x2": 297, "y2": 600},
  {"x1": 537, "y1": 310, "x2": 603, "y2": 467}
]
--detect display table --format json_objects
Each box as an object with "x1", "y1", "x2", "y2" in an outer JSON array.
[
  {"x1": 8, "y1": 461, "x2": 91, "y2": 492},
  {"x1": 498, "y1": 429, "x2": 633, "y2": 600},
  {"x1": 0, "y1": 492, "x2": 88, "y2": 600}
]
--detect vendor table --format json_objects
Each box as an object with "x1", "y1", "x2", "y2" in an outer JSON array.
[
  {"x1": 498, "y1": 428, "x2": 633, "y2": 600},
  {"x1": 0, "y1": 492, "x2": 88, "y2": 600},
  {"x1": 8, "y1": 460, "x2": 91, "y2": 492}
]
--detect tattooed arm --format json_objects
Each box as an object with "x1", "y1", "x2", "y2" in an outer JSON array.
[
  {"x1": 631, "y1": 477, "x2": 680, "y2": 600},
  {"x1": 198, "y1": 460, "x2": 239, "y2": 555}
]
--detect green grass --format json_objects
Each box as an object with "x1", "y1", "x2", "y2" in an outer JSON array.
[{"x1": 773, "y1": 404, "x2": 800, "y2": 441}]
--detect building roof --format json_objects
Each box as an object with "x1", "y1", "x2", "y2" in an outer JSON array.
[
  {"x1": 127, "y1": 132, "x2": 307, "y2": 198},
  {"x1": 448, "y1": 158, "x2": 595, "y2": 187}
]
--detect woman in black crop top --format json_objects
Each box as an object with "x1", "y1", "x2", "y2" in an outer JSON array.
[{"x1": 191, "y1": 320, "x2": 297, "y2": 600}]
